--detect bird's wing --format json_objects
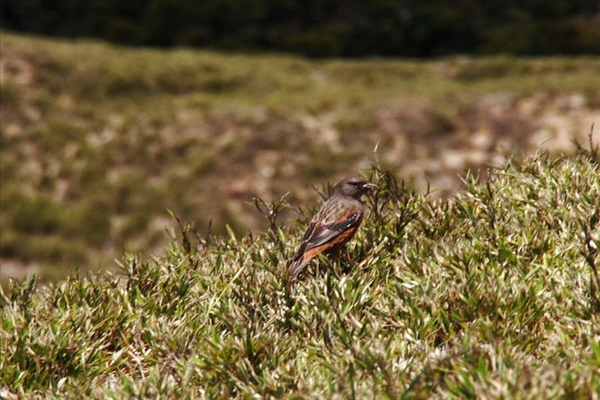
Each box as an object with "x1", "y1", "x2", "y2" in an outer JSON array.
[
  {"x1": 287, "y1": 212, "x2": 360, "y2": 279},
  {"x1": 300, "y1": 203, "x2": 362, "y2": 251}
]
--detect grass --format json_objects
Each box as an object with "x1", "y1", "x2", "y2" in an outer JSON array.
[{"x1": 1, "y1": 147, "x2": 599, "y2": 398}]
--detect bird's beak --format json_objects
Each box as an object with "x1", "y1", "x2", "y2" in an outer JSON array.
[{"x1": 363, "y1": 182, "x2": 378, "y2": 190}]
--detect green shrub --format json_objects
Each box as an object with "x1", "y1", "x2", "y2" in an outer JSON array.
[
  {"x1": 10, "y1": 196, "x2": 64, "y2": 235},
  {"x1": 1, "y1": 151, "x2": 599, "y2": 397}
]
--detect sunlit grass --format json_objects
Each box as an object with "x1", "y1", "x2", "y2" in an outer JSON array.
[{"x1": 2, "y1": 148, "x2": 599, "y2": 397}]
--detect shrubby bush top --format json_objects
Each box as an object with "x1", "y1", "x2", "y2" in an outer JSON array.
[{"x1": 2, "y1": 148, "x2": 599, "y2": 398}]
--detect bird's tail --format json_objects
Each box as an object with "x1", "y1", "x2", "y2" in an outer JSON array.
[{"x1": 287, "y1": 255, "x2": 308, "y2": 279}]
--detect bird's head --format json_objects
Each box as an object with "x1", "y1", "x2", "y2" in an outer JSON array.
[{"x1": 335, "y1": 176, "x2": 377, "y2": 199}]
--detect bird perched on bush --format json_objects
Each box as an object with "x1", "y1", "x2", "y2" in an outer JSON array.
[{"x1": 288, "y1": 176, "x2": 376, "y2": 279}]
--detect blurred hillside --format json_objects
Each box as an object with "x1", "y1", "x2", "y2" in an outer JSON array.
[
  {"x1": 1, "y1": 33, "x2": 599, "y2": 279},
  {"x1": 2, "y1": 0, "x2": 599, "y2": 57}
]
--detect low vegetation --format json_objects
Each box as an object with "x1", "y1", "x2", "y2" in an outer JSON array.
[{"x1": 2, "y1": 146, "x2": 599, "y2": 397}]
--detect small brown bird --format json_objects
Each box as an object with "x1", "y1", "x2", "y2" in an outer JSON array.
[{"x1": 288, "y1": 176, "x2": 376, "y2": 279}]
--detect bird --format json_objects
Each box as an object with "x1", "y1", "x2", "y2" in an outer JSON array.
[{"x1": 288, "y1": 176, "x2": 377, "y2": 279}]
